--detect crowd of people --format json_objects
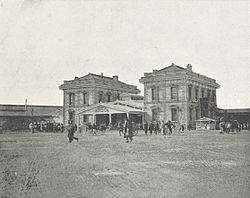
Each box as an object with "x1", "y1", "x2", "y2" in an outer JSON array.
[
  {"x1": 29, "y1": 122, "x2": 64, "y2": 133},
  {"x1": 26, "y1": 118, "x2": 249, "y2": 143},
  {"x1": 219, "y1": 120, "x2": 248, "y2": 134}
]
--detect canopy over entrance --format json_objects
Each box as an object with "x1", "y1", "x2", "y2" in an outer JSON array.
[{"x1": 77, "y1": 101, "x2": 145, "y2": 126}]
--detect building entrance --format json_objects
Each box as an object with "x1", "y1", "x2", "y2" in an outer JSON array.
[{"x1": 96, "y1": 114, "x2": 109, "y2": 126}]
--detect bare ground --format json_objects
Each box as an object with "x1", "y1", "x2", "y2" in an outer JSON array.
[{"x1": 0, "y1": 130, "x2": 249, "y2": 198}]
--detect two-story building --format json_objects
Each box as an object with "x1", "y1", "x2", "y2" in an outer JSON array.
[
  {"x1": 139, "y1": 63, "x2": 220, "y2": 128},
  {"x1": 59, "y1": 73, "x2": 140, "y2": 125}
]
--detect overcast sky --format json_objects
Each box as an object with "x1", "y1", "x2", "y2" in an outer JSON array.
[{"x1": 0, "y1": 0, "x2": 249, "y2": 108}]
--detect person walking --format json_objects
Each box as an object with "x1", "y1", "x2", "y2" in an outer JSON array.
[
  {"x1": 167, "y1": 120, "x2": 172, "y2": 135},
  {"x1": 67, "y1": 123, "x2": 79, "y2": 143}
]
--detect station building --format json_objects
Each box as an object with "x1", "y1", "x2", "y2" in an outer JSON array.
[
  {"x1": 139, "y1": 63, "x2": 220, "y2": 128},
  {"x1": 59, "y1": 73, "x2": 141, "y2": 126}
]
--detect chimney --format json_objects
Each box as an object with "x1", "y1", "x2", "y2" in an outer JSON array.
[
  {"x1": 152, "y1": 70, "x2": 158, "y2": 73},
  {"x1": 186, "y1": 64, "x2": 192, "y2": 71},
  {"x1": 101, "y1": 73, "x2": 103, "y2": 78},
  {"x1": 113, "y1": 75, "x2": 118, "y2": 81}
]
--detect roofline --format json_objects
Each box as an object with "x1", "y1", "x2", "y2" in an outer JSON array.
[
  {"x1": 218, "y1": 108, "x2": 250, "y2": 111},
  {"x1": 0, "y1": 104, "x2": 62, "y2": 108}
]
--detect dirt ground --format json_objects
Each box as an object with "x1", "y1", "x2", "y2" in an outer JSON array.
[{"x1": 0, "y1": 129, "x2": 249, "y2": 198}]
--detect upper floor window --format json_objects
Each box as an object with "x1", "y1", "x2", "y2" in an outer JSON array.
[
  {"x1": 107, "y1": 93, "x2": 111, "y2": 102},
  {"x1": 151, "y1": 87, "x2": 159, "y2": 101},
  {"x1": 207, "y1": 90, "x2": 211, "y2": 98},
  {"x1": 195, "y1": 87, "x2": 199, "y2": 100},
  {"x1": 212, "y1": 91, "x2": 216, "y2": 102},
  {"x1": 201, "y1": 89, "x2": 204, "y2": 98},
  {"x1": 188, "y1": 85, "x2": 192, "y2": 100},
  {"x1": 69, "y1": 92, "x2": 75, "y2": 106},
  {"x1": 117, "y1": 93, "x2": 120, "y2": 100},
  {"x1": 83, "y1": 92, "x2": 87, "y2": 104},
  {"x1": 171, "y1": 87, "x2": 178, "y2": 100},
  {"x1": 98, "y1": 92, "x2": 103, "y2": 103}
]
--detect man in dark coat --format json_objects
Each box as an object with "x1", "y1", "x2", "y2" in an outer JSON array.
[
  {"x1": 67, "y1": 123, "x2": 79, "y2": 143},
  {"x1": 144, "y1": 122, "x2": 148, "y2": 135},
  {"x1": 126, "y1": 119, "x2": 133, "y2": 143}
]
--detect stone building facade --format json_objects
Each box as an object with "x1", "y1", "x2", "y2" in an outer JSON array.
[
  {"x1": 139, "y1": 63, "x2": 220, "y2": 128},
  {"x1": 59, "y1": 73, "x2": 140, "y2": 125}
]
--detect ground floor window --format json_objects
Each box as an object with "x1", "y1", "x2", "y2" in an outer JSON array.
[
  {"x1": 196, "y1": 108, "x2": 199, "y2": 120},
  {"x1": 189, "y1": 108, "x2": 193, "y2": 121},
  {"x1": 83, "y1": 115, "x2": 88, "y2": 123},
  {"x1": 68, "y1": 111, "x2": 75, "y2": 124},
  {"x1": 171, "y1": 108, "x2": 177, "y2": 121},
  {"x1": 152, "y1": 109, "x2": 158, "y2": 121}
]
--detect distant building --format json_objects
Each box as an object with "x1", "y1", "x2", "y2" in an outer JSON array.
[
  {"x1": 0, "y1": 104, "x2": 63, "y2": 131},
  {"x1": 218, "y1": 108, "x2": 250, "y2": 127},
  {"x1": 59, "y1": 73, "x2": 140, "y2": 125},
  {"x1": 139, "y1": 63, "x2": 220, "y2": 128}
]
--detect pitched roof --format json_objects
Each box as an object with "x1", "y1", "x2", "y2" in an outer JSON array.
[
  {"x1": 77, "y1": 100, "x2": 145, "y2": 115},
  {"x1": 60, "y1": 73, "x2": 140, "y2": 93}
]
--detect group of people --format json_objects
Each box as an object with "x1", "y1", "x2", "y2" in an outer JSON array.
[
  {"x1": 29, "y1": 122, "x2": 64, "y2": 133},
  {"x1": 219, "y1": 120, "x2": 245, "y2": 134},
  {"x1": 144, "y1": 120, "x2": 184, "y2": 136}
]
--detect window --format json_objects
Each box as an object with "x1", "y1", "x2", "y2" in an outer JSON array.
[
  {"x1": 201, "y1": 89, "x2": 204, "y2": 98},
  {"x1": 69, "y1": 111, "x2": 75, "y2": 124},
  {"x1": 83, "y1": 115, "x2": 88, "y2": 123},
  {"x1": 98, "y1": 92, "x2": 103, "y2": 103},
  {"x1": 151, "y1": 87, "x2": 159, "y2": 101},
  {"x1": 195, "y1": 87, "x2": 199, "y2": 100},
  {"x1": 152, "y1": 109, "x2": 158, "y2": 121},
  {"x1": 69, "y1": 93, "x2": 75, "y2": 106},
  {"x1": 188, "y1": 86, "x2": 192, "y2": 100},
  {"x1": 212, "y1": 91, "x2": 216, "y2": 102},
  {"x1": 189, "y1": 108, "x2": 193, "y2": 121},
  {"x1": 171, "y1": 108, "x2": 177, "y2": 121},
  {"x1": 207, "y1": 90, "x2": 211, "y2": 98},
  {"x1": 83, "y1": 92, "x2": 87, "y2": 104},
  {"x1": 171, "y1": 87, "x2": 178, "y2": 100},
  {"x1": 107, "y1": 93, "x2": 111, "y2": 102},
  {"x1": 195, "y1": 108, "x2": 199, "y2": 120},
  {"x1": 117, "y1": 93, "x2": 120, "y2": 100}
]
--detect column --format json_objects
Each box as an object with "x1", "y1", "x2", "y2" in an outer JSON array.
[{"x1": 109, "y1": 114, "x2": 112, "y2": 124}]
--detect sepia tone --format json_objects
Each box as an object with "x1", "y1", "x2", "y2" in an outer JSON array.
[{"x1": 0, "y1": 1, "x2": 249, "y2": 198}]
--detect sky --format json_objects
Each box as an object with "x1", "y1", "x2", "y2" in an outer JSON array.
[{"x1": 0, "y1": 0, "x2": 249, "y2": 108}]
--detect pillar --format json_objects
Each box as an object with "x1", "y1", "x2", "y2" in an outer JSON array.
[{"x1": 109, "y1": 114, "x2": 112, "y2": 124}]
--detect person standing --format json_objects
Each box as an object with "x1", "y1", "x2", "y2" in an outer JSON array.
[
  {"x1": 149, "y1": 121, "x2": 154, "y2": 135},
  {"x1": 118, "y1": 121, "x2": 124, "y2": 136},
  {"x1": 29, "y1": 122, "x2": 34, "y2": 134},
  {"x1": 144, "y1": 122, "x2": 148, "y2": 135},
  {"x1": 126, "y1": 119, "x2": 133, "y2": 143},
  {"x1": 167, "y1": 120, "x2": 172, "y2": 135}
]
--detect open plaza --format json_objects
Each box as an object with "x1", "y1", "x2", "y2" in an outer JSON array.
[{"x1": 0, "y1": 129, "x2": 249, "y2": 198}]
